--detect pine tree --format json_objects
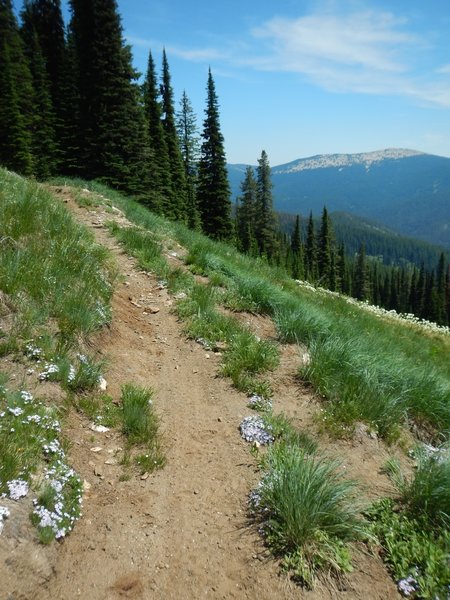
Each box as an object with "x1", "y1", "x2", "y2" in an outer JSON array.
[
  {"x1": 197, "y1": 69, "x2": 232, "y2": 240},
  {"x1": 236, "y1": 166, "x2": 257, "y2": 253},
  {"x1": 20, "y1": 4, "x2": 58, "y2": 178},
  {"x1": 20, "y1": 0, "x2": 66, "y2": 156},
  {"x1": 317, "y1": 206, "x2": 334, "y2": 287},
  {"x1": 354, "y1": 243, "x2": 370, "y2": 301},
  {"x1": 69, "y1": 0, "x2": 150, "y2": 195},
  {"x1": 435, "y1": 252, "x2": 447, "y2": 325},
  {"x1": 304, "y1": 212, "x2": 318, "y2": 281},
  {"x1": 176, "y1": 89, "x2": 200, "y2": 229},
  {"x1": 160, "y1": 49, "x2": 187, "y2": 220},
  {"x1": 290, "y1": 215, "x2": 304, "y2": 279},
  {"x1": 57, "y1": 25, "x2": 81, "y2": 174},
  {"x1": 254, "y1": 150, "x2": 277, "y2": 260},
  {"x1": 0, "y1": 0, "x2": 33, "y2": 175},
  {"x1": 142, "y1": 50, "x2": 171, "y2": 213}
]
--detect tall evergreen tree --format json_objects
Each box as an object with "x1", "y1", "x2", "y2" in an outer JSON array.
[
  {"x1": 435, "y1": 252, "x2": 447, "y2": 325},
  {"x1": 160, "y1": 49, "x2": 187, "y2": 220},
  {"x1": 255, "y1": 149, "x2": 277, "y2": 260},
  {"x1": 317, "y1": 206, "x2": 334, "y2": 287},
  {"x1": 236, "y1": 166, "x2": 257, "y2": 253},
  {"x1": 20, "y1": 4, "x2": 58, "y2": 178},
  {"x1": 304, "y1": 212, "x2": 318, "y2": 281},
  {"x1": 0, "y1": 0, "x2": 33, "y2": 174},
  {"x1": 290, "y1": 215, "x2": 304, "y2": 279},
  {"x1": 57, "y1": 24, "x2": 81, "y2": 174},
  {"x1": 69, "y1": 0, "x2": 150, "y2": 195},
  {"x1": 20, "y1": 0, "x2": 66, "y2": 149},
  {"x1": 176, "y1": 89, "x2": 200, "y2": 229},
  {"x1": 354, "y1": 243, "x2": 370, "y2": 301},
  {"x1": 197, "y1": 68, "x2": 232, "y2": 240},
  {"x1": 142, "y1": 50, "x2": 171, "y2": 213}
]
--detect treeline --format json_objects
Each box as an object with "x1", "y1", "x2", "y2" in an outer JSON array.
[
  {"x1": 279, "y1": 211, "x2": 450, "y2": 272},
  {"x1": 234, "y1": 158, "x2": 450, "y2": 326},
  {"x1": 0, "y1": 0, "x2": 232, "y2": 239}
]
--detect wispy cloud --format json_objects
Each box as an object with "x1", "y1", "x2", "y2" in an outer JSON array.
[
  {"x1": 128, "y1": 8, "x2": 450, "y2": 108},
  {"x1": 251, "y1": 12, "x2": 415, "y2": 74},
  {"x1": 245, "y1": 10, "x2": 450, "y2": 107}
]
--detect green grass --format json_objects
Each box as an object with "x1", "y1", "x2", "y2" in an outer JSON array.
[
  {"x1": 120, "y1": 383, "x2": 165, "y2": 473},
  {"x1": 0, "y1": 171, "x2": 114, "y2": 342},
  {"x1": 0, "y1": 170, "x2": 117, "y2": 542},
  {"x1": 251, "y1": 443, "x2": 367, "y2": 587},
  {"x1": 221, "y1": 330, "x2": 279, "y2": 394}
]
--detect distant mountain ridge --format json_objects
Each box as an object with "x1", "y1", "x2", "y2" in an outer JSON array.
[
  {"x1": 272, "y1": 148, "x2": 424, "y2": 173},
  {"x1": 227, "y1": 148, "x2": 450, "y2": 247}
]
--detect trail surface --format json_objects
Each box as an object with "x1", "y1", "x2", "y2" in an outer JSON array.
[{"x1": 25, "y1": 187, "x2": 400, "y2": 599}]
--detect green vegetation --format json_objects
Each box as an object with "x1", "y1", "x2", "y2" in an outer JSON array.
[
  {"x1": 120, "y1": 383, "x2": 165, "y2": 473},
  {"x1": 0, "y1": 168, "x2": 117, "y2": 542},
  {"x1": 247, "y1": 412, "x2": 366, "y2": 587},
  {"x1": 366, "y1": 448, "x2": 450, "y2": 599},
  {"x1": 0, "y1": 170, "x2": 113, "y2": 342}
]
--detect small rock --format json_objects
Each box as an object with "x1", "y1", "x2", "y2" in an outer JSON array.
[
  {"x1": 148, "y1": 306, "x2": 160, "y2": 314},
  {"x1": 104, "y1": 458, "x2": 118, "y2": 465},
  {"x1": 94, "y1": 465, "x2": 103, "y2": 477},
  {"x1": 193, "y1": 369, "x2": 198, "y2": 374},
  {"x1": 205, "y1": 353, "x2": 210, "y2": 359},
  {"x1": 90, "y1": 423, "x2": 110, "y2": 433},
  {"x1": 90, "y1": 447, "x2": 103, "y2": 453},
  {"x1": 98, "y1": 377, "x2": 107, "y2": 391},
  {"x1": 140, "y1": 472, "x2": 149, "y2": 480}
]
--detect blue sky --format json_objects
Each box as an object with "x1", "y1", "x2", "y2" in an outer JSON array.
[{"x1": 14, "y1": 0, "x2": 450, "y2": 165}]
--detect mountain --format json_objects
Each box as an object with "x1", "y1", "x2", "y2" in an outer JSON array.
[{"x1": 227, "y1": 149, "x2": 450, "y2": 247}]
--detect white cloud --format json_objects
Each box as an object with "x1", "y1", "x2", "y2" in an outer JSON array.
[
  {"x1": 240, "y1": 10, "x2": 450, "y2": 108},
  {"x1": 251, "y1": 12, "x2": 415, "y2": 74}
]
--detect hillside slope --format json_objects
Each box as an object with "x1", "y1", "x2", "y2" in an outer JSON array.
[{"x1": 1, "y1": 185, "x2": 401, "y2": 600}]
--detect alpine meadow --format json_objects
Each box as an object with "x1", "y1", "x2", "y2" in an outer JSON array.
[{"x1": 0, "y1": 1, "x2": 449, "y2": 599}]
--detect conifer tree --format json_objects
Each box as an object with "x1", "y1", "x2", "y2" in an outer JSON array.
[
  {"x1": 197, "y1": 69, "x2": 232, "y2": 240},
  {"x1": 20, "y1": 5, "x2": 58, "y2": 178},
  {"x1": 160, "y1": 49, "x2": 187, "y2": 220},
  {"x1": 57, "y1": 25, "x2": 81, "y2": 174},
  {"x1": 304, "y1": 212, "x2": 318, "y2": 281},
  {"x1": 142, "y1": 50, "x2": 171, "y2": 213},
  {"x1": 176, "y1": 90, "x2": 200, "y2": 229},
  {"x1": 317, "y1": 206, "x2": 334, "y2": 287},
  {"x1": 236, "y1": 166, "x2": 257, "y2": 253},
  {"x1": 0, "y1": 0, "x2": 33, "y2": 175},
  {"x1": 255, "y1": 150, "x2": 277, "y2": 260},
  {"x1": 290, "y1": 215, "x2": 304, "y2": 279},
  {"x1": 354, "y1": 243, "x2": 370, "y2": 301},
  {"x1": 21, "y1": 0, "x2": 66, "y2": 149},
  {"x1": 69, "y1": 0, "x2": 149, "y2": 195},
  {"x1": 435, "y1": 252, "x2": 447, "y2": 325}
]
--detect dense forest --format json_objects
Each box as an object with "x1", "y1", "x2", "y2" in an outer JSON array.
[{"x1": 0, "y1": 0, "x2": 449, "y2": 325}]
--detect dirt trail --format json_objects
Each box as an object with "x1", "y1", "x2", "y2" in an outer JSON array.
[{"x1": 31, "y1": 188, "x2": 400, "y2": 600}]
